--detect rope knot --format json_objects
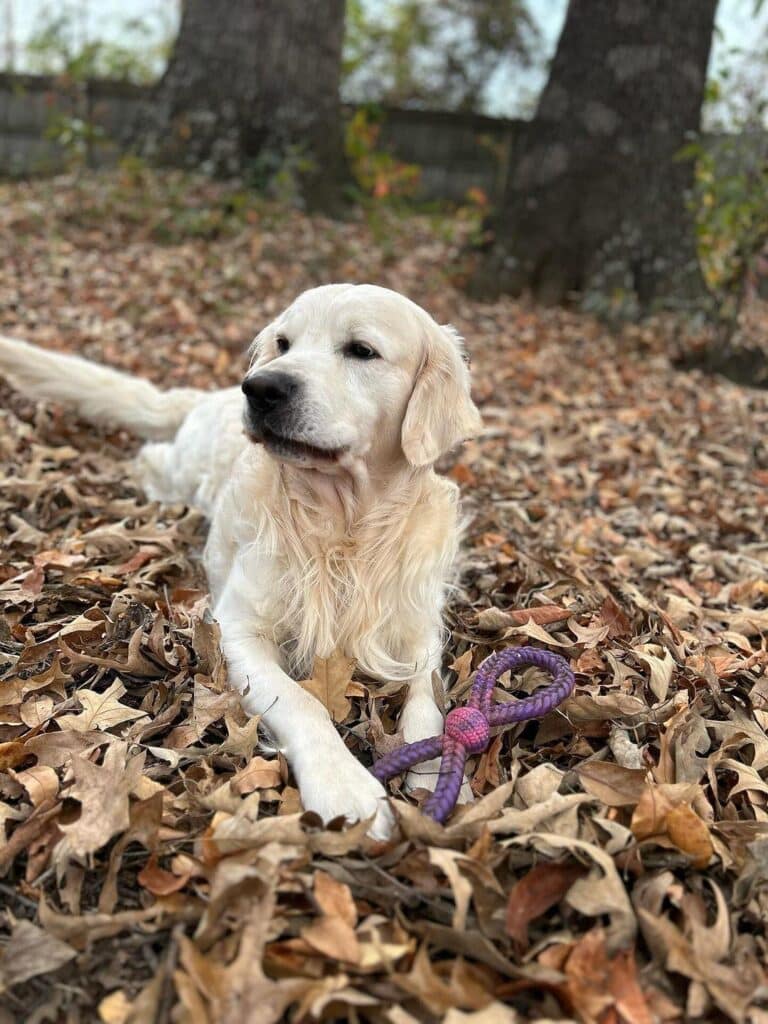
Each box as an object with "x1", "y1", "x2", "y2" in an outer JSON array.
[{"x1": 445, "y1": 706, "x2": 489, "y2": 753}]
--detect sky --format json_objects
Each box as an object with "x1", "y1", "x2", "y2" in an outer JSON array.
[{"x1": 3, "y1": 0, "x2": 767, "y2": 121}]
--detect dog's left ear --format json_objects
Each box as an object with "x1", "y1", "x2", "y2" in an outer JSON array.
[{"x1": 401, "y1": 324, "x2": 482, "y2": 467}]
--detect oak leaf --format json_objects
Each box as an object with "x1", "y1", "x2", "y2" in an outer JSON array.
[
  {"x1": 59, "y1": 741, "x2": 145, "y2": 857},
  {"x1": 57, "y1": 678, "x2": 148, "y2": 733},
  {"x1": 299, "y1": 651, "x2": 356, "y2": 723}
]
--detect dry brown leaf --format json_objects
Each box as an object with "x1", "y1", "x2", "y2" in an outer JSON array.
[
  {"x1": 665, "y1": 804, "x2": 714, "y2": 869},
  {"x1": 505, "y1": 833, "x2": 636, "y2": 950},
  {"x1": 13, "y1": 764, "x2": 59, "y2": 807},
  {"x1": 19, "y1": 693, "x2": 55, "y2": 728},
  {"x1": 510, "y1": 604, "x2": 570, "y2": 625},
  {"x1": 634, "y1": 644, "x2": 675, "y2": 703},
  {"x1": 59, "y1": 741, "x2": 145, "y2": 858},
  {"x1": 428, "y1": 847, "x2": 474, "y2": 930},
  {"x1": 0, "y1": 919, "x2": 76, "y2": 993},
  {"x1": 576, "y1": 761, "x2": 648, "y2": 807},
  {"x1": 2, "y1": 171, "x2": 768, "y2": 1022},
  {"x1": 564, "y1": 929, "x2": 654, "y2": 1024},
  {"x1": 563, "y1": 927, "x2": 616, "y2": 1023},
  {"x1": 568, "y1": 616, "x2": 610, "y2": 648},
  {"x1": 394, "y1": 945, "x2": 489, "y2": 1015},
  {"x1": 97, "y1": 990, "x2": 133, "y2": 1024},
  {"x1": 313, "y1": 870, "x2": 357, "y2": 927},
  {"x1": 56, "y1": 677, "x2": 149, "y2": 733},
  {"x1": 299, "y1": 651, "x2": 356, "y2": 722},
  {"x1": 229, "y1": 756, "x2": 282, "y2": 795},
  {"x1": 631, "y1": 783, "x2": 714, "y2": 868},
  {"x1": 301, "y1": 915, "x2": 361, "y2": 965},
  {"x1": 505, "y1": 859, "x2": 587, "y2": 949},
  {"x1": 137, "y1": 854, "x2": 192, "y2": 897},
  {"x1": 301, "y1": 870, "x2": 361, "y2": 964},
  {"x1": 598, "y1": 595, "x2": 633, "y2": 638}
]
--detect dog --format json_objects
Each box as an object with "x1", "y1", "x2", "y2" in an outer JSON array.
[{"x1": 0, "y1": 283, "x2": 482, "y2": 838}]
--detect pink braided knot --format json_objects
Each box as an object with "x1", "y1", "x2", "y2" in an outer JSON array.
[{"x1": 445, "y1": 706, "x2": 489, "y2": 753}]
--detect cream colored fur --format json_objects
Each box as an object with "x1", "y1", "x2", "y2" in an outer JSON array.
[{"x1": 0, "y1": 284, "x2": 482, "y2": 838}]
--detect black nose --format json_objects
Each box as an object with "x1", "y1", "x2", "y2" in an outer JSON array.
[{"x1": 242, "y1": 371, "x2": 299, "y2": 414}]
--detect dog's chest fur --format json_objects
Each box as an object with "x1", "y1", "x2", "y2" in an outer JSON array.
[{"x1": 221, "y1": 453, "x2": 459, "y2": 681}]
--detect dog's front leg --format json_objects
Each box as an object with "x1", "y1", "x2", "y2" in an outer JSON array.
[
  {"x1": 398, "y1": 645, "x2": 472, "y2": 805},
  {"x1": 397, "y1": 630, "x2": 445, "y2": 795},
  {"x1": 214, "y1": 586, "x2": 393, "y2": 839},
  {"x1": 399, "y1": 667, "x2": 445, "y2": 795}
]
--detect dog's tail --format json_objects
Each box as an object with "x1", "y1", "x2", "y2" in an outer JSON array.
[{"x1": 0, "y1": 335, "x2": 206, "y2": 440}]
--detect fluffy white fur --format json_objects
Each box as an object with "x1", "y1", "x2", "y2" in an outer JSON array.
[{"x1": 0, "y1": 283, "x2": 482, "y2": 838}]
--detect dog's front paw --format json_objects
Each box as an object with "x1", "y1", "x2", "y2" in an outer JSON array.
[{"x1": 292, "y1": 743, "x2": 395, "y2": 840}]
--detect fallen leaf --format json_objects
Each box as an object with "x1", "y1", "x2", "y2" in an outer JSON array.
[
  {"x1": 577, "y1": 761, "x2": 648, "y2": 807},
  {"x1": 0, "y1": 919, "x2": 76, "y2": 992},
  {"x1": 666, "y1": 803, "x2": 714, "y2": 869},
  {"x1": 301, "y1": 871, "x2": 360, "y2": 964},
  {"x1": 57, "y1": 678, "x2": 149, "y2": 733},
  {"x1": 299, "y1": 651, "x2": 356, "y2": 723},
  {"x1": 137, "y1": 854, "x2": 192, "y2": 897},
  {"x1": 634, "y1": 644, "x2": 675, "y2": 703},
  {"x1": 631, "y1": 783, "x2": 714, "y2": 868},
  {"x1": 229, "y1": 756, "x2": 282, "y2": 795},
  {"x1": 59, "y1": 741, "x2": 145, "y2": 857},
  {"x1": 505, "y1": 859, "x2": 587, "y2": 948}
]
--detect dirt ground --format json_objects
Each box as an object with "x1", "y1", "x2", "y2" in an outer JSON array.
[{"x1": 1, "y1": 170, "x2": 767, "y2": 1023}]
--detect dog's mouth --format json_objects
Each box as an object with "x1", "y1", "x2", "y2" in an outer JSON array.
[{"x1": 253, "y1": 425, "x2": 342, "y2": 463}]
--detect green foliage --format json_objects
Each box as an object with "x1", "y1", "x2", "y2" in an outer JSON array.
[
  {"x1": 683, "y1": 51, "x2": 768, "y2": 320},
  {"x1": 43, "y1": 113, "x2": 106, "y2": 170},
  {"x1": 343, "y1": 0, "x2": 537, "y2": 113},
  {"x1": 341, "y1": 105, "x2": 490, "y2": 277},
  {"x1": 682, "y1": 137, "x2": 768, "y2": 310},
  {"x1": 243, "y1": 143, "x2": 319, "y2": 209},
  {"x1": 26, "y1": 3, "x2": 174, "y2": 84},
  {"x1": 345, "y1": 108, "x2": 422, "y2": 203},
  {"x1": 23, "y1": 4, "x2": 175, "y2": 171},
  {"x1": 77, "y1": 161, "x2": 266, "y2": 244}
]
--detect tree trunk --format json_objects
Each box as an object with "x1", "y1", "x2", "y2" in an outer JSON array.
[
  {"x1": 471, "y1": 0, "x2": 718, "y2": 311},
  {"x1": 131, "y1": 0, "x2": 349, "y2": 212}
]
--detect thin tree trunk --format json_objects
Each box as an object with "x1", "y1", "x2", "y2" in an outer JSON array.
[
  {"x1": 471, "y1": 0, "x2": 718, "y2": 311},
  {"x1": 131, "y1": 0, "x2": 349, "y2": 212}
]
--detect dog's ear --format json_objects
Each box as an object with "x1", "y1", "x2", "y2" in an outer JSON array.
[{"x1": 401, "y1": 323, "x2": 482, "y2": 467}]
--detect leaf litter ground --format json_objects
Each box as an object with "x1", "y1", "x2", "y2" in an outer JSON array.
[{"x1": 1, "y1": 171, "x2": 767, "y2": 1023}]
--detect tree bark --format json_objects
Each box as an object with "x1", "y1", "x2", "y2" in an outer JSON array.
[
  {"x1": 471, "y1": 0, "x2": 718, "y2": 311},
  {"x1": 131, "y1": 0, "x2": 349, "y2": 212}
]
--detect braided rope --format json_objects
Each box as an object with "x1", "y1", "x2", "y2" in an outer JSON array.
[{"x1": 371, "y1": 646, "x2": 575, "y2": 823}]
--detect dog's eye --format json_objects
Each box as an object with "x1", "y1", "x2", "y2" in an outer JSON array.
[
  {"x1": 276, "y1": 337, "x2": 290, "y2": 355},
  {"x1": 344, "y1": 341, "x2": 379, "y2": 360}
]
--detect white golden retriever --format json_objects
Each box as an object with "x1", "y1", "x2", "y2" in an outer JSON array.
[{"x1": 0, "y1": 284, "x2": 482, "y2": 838}]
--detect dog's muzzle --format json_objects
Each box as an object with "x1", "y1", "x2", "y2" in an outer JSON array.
[{"x1": 242, "y1": 370, "x2": 300, "y2": 431}]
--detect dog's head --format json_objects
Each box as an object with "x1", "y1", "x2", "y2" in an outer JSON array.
[{"x1": 242, "y1": 283, "x2": 482, "y2": 471}]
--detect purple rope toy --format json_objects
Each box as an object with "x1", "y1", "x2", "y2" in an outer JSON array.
[{"x1": 371, "y1": 646, "x2": 575, "y2": 823}]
